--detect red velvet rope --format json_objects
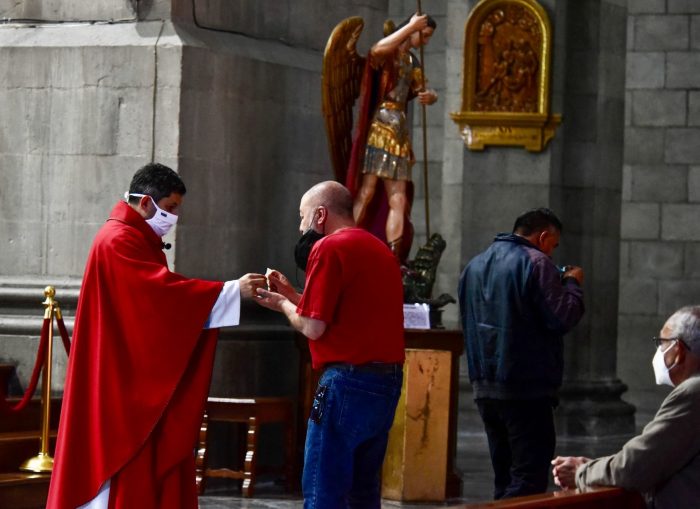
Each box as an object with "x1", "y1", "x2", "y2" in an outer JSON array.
[
  {"x1": 56, "y1": 315, "x2": 71, "y2": 357},
  {"x1": 0, "y1": 314, "x2": 72, "y2": 414}
]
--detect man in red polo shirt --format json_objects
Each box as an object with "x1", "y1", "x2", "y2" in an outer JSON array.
[{"x1": 256, "y1": 180, "x2": 405, "y2": 509}]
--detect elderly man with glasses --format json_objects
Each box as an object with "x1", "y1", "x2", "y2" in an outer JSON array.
[{"x1": 551, "y1": 305, "x2": 700, "y2": 509}]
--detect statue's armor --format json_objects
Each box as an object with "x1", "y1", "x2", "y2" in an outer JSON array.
[{"x1": 362, "y1": 51, "x2": 422, "y2": 181}]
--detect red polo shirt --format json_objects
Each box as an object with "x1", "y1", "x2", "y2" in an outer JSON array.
[{"x1": 297, "y1": 227, "x2": 405, "y2": 369}]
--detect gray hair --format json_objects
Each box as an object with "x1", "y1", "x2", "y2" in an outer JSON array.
[{"x1": 667, "y1": 306, "x2": 700, "y2": 354}]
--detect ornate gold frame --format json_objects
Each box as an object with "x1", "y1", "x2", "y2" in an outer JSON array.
[{"x1": 450, "y1": 0, "x2": 560, "y2": 152}]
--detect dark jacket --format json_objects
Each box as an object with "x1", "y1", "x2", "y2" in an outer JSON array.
[{"x1": 458, "y1": 233, "x2": 585, "y2": 400}]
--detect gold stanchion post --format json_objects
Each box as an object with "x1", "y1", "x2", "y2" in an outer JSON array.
[{"x1": 20, "y1": 286, "x2": 59, "y2": 473}]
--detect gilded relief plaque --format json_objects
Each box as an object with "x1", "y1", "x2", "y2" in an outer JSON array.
[{"x1": 451, "y1": 0, "x2": 560, "y2": 152}]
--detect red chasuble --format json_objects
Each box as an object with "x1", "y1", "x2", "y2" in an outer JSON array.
[{"x1": 46, "y1": 202, "x2": 224, "y2": 509}]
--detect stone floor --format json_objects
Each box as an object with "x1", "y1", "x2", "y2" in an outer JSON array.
[{"x1": 198, "y1": 406, "x2": 633, "y2": 509}]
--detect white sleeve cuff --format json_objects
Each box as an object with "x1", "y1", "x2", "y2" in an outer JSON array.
[{"x1": 204, "y1": 280, "x2": 241, "y2": 329}]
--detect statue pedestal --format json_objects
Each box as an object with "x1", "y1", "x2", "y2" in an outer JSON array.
[
  {"x1": 294, "y1": 329, "x2": 463, "y2": 501},
  {"x1": 384, "y1": 330, "x2": 463, "y2": 501},
  {"x1": 381, "y1": 348, "x2": 451, "y2": 501}
]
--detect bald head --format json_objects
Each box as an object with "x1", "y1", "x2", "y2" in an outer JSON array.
[
  {"x1": 302, "y1": 181, "x2": 354, "y2": 219},
  {"x1": 299, "y1": 181, "x2": 355, "y2": 235}
]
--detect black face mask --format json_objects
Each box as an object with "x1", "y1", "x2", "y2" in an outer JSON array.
[
  {"x1": 294, "y1": 227, "x2": 324, "y2": 272},
  {"x1": 294, "y1": 208, "x2": 324, "y2": 271}
]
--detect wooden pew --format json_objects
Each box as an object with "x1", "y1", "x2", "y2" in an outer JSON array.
[
  {"x1": 452, "y1": 487, "x2": 646, "y2": 509},
  {"x1": 0, "y1": 473, "x2": 50, "y2": 509}
]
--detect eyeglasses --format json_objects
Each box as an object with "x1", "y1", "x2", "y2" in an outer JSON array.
[{"x1": 651, "y1": 336, "x2": 690, "y2": 350}]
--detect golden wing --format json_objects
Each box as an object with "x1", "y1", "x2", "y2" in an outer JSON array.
[{"x1": 322, "y1": 17, "x2": 366, "y2": 183}]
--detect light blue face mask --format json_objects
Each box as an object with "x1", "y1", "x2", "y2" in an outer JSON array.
[{"x1": 124, "y1": 192, "x2": 178, "y2": 237}]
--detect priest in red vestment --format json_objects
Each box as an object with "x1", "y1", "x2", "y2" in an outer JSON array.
[{"x1": 46, "y1": 163, "x2": 266, "y2": 509}]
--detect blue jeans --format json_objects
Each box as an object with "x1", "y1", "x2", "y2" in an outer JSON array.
[{"x1": 302, "y1": 364, "x2": 403, "y2": 509}]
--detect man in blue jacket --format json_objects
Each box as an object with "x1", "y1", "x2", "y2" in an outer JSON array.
[{"x1": 458, "y1": 207, "x2": 585, "y2": 500}]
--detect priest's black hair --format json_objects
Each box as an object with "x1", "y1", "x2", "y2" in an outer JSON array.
[{"x1": 128, "y1": 163, "x2": 187, "y2": 203}]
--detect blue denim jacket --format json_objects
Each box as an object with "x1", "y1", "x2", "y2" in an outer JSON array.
[{"x1": 458, "y1": 233, "x2": 585, "y2": 400}]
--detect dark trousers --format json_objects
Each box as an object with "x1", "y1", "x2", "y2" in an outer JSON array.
[{"x1": 476, "y1": 397, "x2": 555, "y2": 500}]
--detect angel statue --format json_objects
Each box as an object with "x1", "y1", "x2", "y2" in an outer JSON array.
[{"x1": 322, "y1": 12, "x2": 438, "y2": 263}]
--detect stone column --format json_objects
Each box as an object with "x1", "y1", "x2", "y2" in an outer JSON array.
[{"x1": 553, "y1": 0, "x2": 635, "y2": 437}]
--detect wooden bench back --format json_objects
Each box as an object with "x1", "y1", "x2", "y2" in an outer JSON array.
[{"x1": 451, "y1": 487, "x2": 645, "y2": 509}]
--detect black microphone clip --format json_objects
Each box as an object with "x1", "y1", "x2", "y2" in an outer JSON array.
[{"x1": 162, "y1": 242, "x2": 172, "y2": 250}]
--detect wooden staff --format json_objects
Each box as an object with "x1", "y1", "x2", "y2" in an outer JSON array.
[{"x1": 416, "y1": 0, "x2": 431, "y2": 238}]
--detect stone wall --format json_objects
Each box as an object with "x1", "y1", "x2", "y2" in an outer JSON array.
[
  {"x1": 0, "y1": 21, "x2": 167, "y2": 277},
  {"x1": 390, "y1": 0, "x2": 700, "y2": 432},
  {"x1": 0, "y1": 0, "x2": 138, "y2": 21},
  {"x1": 619, "y1": 0, "x2": 700, "y2": 422},
  {"x1": 0, "y1": 0, "x2": 390, "y2": 282}
]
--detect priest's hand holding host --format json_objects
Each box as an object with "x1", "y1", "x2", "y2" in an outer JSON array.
[{"x1": 238, "y1": 273, "x2": 269, "y2": 299}]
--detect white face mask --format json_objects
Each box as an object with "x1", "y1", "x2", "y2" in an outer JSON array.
[
  {"x1": 652, "y1": 341, "x2": 677, "y2": 387},
  {"x1": 125, "y1": 192, "x2": 178, "y2": 237}
]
